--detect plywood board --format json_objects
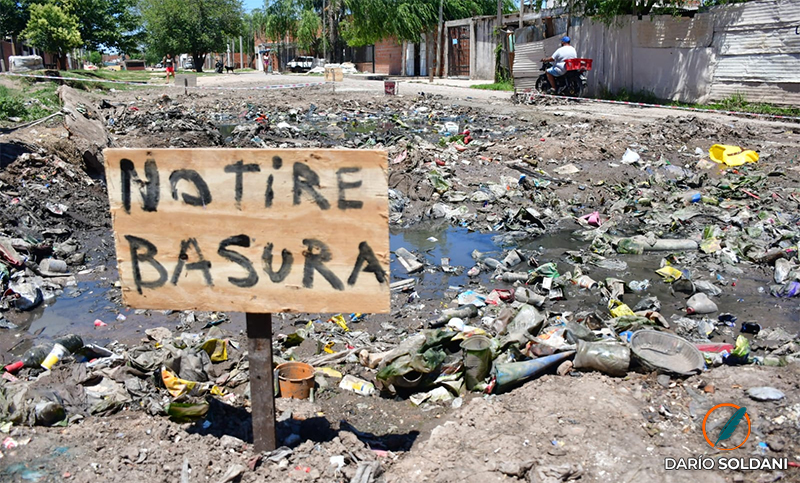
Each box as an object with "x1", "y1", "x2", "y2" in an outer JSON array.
[{"x1": 104, "y1": 148, "x2": 389, "y2": 313}]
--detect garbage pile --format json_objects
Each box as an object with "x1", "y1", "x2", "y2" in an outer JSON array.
[
  {"x1": 0, "y1": 149, "x2": 109, "y2": 321},
  {"x1": 0, "y1": 323, "x2": 247, "y2": 425},
  {"x1": 106, "y1": 94, "x2": 222, "y2": 148}
]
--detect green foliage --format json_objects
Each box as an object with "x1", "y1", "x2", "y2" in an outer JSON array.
[
  {"x1": 22, "y1": 3, "x2": 82, "y2": 57},
  {"x1": 597, "y1": 88, "x2": 800, "y2": 118},
  {"x1": 548, "y1": 0, "x2": 713, "y2": 19},
  {"x1": 296, "y1": 8, "x2": 322, "y2": 56},
  {"x1": 0, "y1": 84, "x2": 61, "y2": 122},
  {"x1": 473, "y1": 79, "x2": 514, "y2": 91},
  {"x1": 342, "y1": 0, "x2": 503, "y2": 46},
  {"x1": 264, "y1": 0, "x2": 299, "y2": 43},
  {"x1": 140, "y1": 0, "x2": 243, "y2": 72},
  {"x1": 88, "y1": 50, "x2": 102, "y2": 65},
  {"x1": 0, "y1": 87, "x2": 27, "y2": 120},
  {"x1": 0, "y1": 0, "x2": 29, "y2": 38},
  {"x1": 62, "y1": 0, "x2": 143, "y2": 53},
  {"x1": 706, "y1": 93, "x2": 800, "y2": 118},
  {"x1": 598, "y1": 86, "x2": 662, "y2": 104}
]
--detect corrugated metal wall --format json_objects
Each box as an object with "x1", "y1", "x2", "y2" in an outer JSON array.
[
  {"x1": 709, "y1": 0, "x2": 800, "y2": 104},
  {"x1": 512, "y1": 0, "x2": 800, "y2": 105}
]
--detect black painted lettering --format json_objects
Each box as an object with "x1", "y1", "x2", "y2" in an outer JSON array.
[
  {"x1": 261, "y1": 243, "x2": 293, "y2": 283},
  {"x1": 120, "y1": 158, "x2": 160, "y2": 213},
  {"x1": 224, "y1": 160, "x2": 261, "y2": 209},
  {"x1": 348, "y1": 241, "x2": 387, "y2": 286},
  {"x1": 265, "y1": 174, "x2": 274, "y2": 207},
  {"x1": 301, "y1": 239, "x2": 343, "y2": 290},
  {"x1": 169, "y1": 170, "x2": 212, "y2": 207},
  {"x1": 171, "y1": 238, "x2": 213, "y2": 286},
  {"x1": 272, "y1": 155, "x2": 283, "y2": 169},
  {"x1": 218, "y1": 235, "x2": 258, "y2": 288},
  {"x1": 124, "y1": 235, "x2": 167, "y2": 294},
  {"x1": 293, "y1": 162, "x2": 330, "y2": 210},
  {"x1": 336, "y1": 167, "x2": 364, "y2": 210}
]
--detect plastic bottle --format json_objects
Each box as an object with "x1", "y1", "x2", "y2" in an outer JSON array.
[
  {"x1": 432, "y1": 304, "x2": 479, "y2": 327},
  {"x1": 500, "y1": 272, "x2": 529, "y2": 283},
  {"x1": 683, "y1": 192, "x2": 702, "y2": 205},
  {"x1": 20, "y1": 334, "x2": 84, "y2": 369},
  {"x1": 22, "y1": 345, "x2": 50, "y2": 368}
]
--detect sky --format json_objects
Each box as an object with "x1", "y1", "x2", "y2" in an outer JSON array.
[{"x1": 242, "y1": 0, "x2": 263, "y2": 12}]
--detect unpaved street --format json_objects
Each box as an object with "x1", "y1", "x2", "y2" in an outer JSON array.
[{"x1": 0, "y1": 72, "x2": 799, "y2": 483}]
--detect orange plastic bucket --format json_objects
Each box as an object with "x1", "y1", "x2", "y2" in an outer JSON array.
[{"x1": 276, "y1": 362, "x2": 314, "y2": 399}]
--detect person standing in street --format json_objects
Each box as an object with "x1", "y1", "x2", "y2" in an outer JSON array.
[{"x1": 163, "y1": 53, "x2": 175, "y2": 83}]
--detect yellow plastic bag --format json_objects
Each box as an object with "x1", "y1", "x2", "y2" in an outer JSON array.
[
  {"x1": 161, "y1": 367, "x2": 224, "y2": 398},
  {"x1": 655, "y1": 266, "x2": 683, "y2": 282},
  {"x1": 709, "y1": 144, "x2": 759, "y2": 167},
  {"x1": 199, "y1": 339, "x2": 228, "y2": 362},
  {"x1": 608, "y1": 300, "x2": 635, "y2": 317}
]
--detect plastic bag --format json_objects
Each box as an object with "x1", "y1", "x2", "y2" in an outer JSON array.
[{"x1": 573, "y1": 340, "x2": 630, "y2": 377}]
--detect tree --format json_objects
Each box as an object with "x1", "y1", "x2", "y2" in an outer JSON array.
[
  {"x1": 88, "y1": 50, "x2": 102, "y2": 64},
  {"x1": 342, "y1": 0, "x2": 501, "y2": 47},
  {"x1": 296, "y1": 8, "x2": 322, "y2": 57},
  {"x1": 0, "y1": 0, "x2": 29, "y2": 43},
  {"x1": 62, "y1": 0, "x2": 142, "y2": 54},
  {"x1": 21, "y1": 2, "x2": 82, "y2": 69},
  {"x1": 264, "y1": 0, "x2": 299, "y2": 69},
  {"x1": 140, "y1": 0, "x2": 243, "y2": 72}
]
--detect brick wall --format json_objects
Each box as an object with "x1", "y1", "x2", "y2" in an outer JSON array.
[
  {"x1": 355, "y1": 62, "x2": 373, "y2": 73},
  {"x1": 374, "y1": 38, "x2": 402, "y2": 75}
]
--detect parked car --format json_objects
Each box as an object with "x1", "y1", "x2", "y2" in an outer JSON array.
[
  {"x1": 287, "y1": 56, "x2": 314, "y2": 73},
  {"x1": 183, "y1": 59, "x2": 194, "y2": 70}
]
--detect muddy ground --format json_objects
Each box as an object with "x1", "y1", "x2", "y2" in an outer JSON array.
[{"x1": 0, "y1": 75, "x2": 799, "y2": 482}]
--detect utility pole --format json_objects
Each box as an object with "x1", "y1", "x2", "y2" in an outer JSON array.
[
  {"x1": 520, "y1": 0, "x2": 524, "y2": 29},
  {"x1": 323, "y1": 0, "x2": 327, "y2": 62},
  {"x1": 433, "y1": 0, "x2": 443, "y2": 79},
  {"x1": 240, "y1": 36, "x2": 244, "y2": 69}
]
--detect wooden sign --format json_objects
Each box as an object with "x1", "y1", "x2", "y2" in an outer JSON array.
[{"x1": 104, "y1": 148, "x2": 390, "y2": 313}]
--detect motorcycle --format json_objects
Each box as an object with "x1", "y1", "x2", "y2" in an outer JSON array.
[
  {"x1": 215, "y1": 59, "x2": 223, "y2": 74},
  {"x1": 536, "y1": 58, "x2": 592, "y2": 97}
]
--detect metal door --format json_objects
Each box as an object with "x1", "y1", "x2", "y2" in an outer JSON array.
[{"x1": 448, "y1": 26, "x2": 470, "y2": 77}]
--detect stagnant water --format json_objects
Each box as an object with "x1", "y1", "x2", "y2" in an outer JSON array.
[{"x1": 7, "y1": 225, "x2": 798, "y2": 355}]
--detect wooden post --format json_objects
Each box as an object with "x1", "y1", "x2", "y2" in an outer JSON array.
[
  {"x1": 240, "y1": 36, "x2": 244, "y2": 69},
  {"x1": 247, "y1": 313, "x2": 277, "y2": 453},
  {"x1": 520, "y1": 0, "x2": 524, "y2": 29}
]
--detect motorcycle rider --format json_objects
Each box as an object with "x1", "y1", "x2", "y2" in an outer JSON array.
[{"x1": 541, "y1": 36, "x2": 577, "y2": 93}]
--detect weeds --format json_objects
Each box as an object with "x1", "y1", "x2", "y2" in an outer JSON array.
[
  {"x1": 473, "y1": 80, "x2": 515, "y2": 91},
  {"x1": 598, "y1": 88, "x2": 800, "y2": 119},
  {"x1": 0, "y1": 84, "x2": 61, "y2": 122}
]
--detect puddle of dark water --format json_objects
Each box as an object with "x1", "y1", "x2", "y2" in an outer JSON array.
[
  {"x1": 391, "y1": 225, "x2": 799, "y2": 335},
  {"x1": 7, "y1": 226, "x2": 795, "y2": 357},
  {"x1": 10, "y1": 280, "x2": 129, "y2": 343}
]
